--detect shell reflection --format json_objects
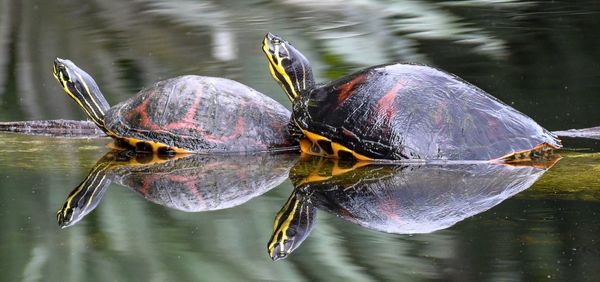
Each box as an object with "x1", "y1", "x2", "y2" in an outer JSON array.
[
  {"x1": 268, "y1": 155, "x2": 560, "y2": 260},
  {"x1": 57, "y1": 151, "x2": 297, "y2": 228}
]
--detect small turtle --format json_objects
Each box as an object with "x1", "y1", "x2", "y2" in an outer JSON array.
[
  {"x1": 53, "y1": 58, "x2": 295, "y2": 154},
  {"x1": 267, "y1": 155, "x2": 558, "y2": 260},
  {"x1": 57, "y1": 151, "x2": 297, "y2": 228},
  {"x1": 261, "y1": 33, "x2": 561, "y2": 161}
]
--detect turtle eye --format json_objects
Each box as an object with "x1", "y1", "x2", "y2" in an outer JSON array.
[{"x1": 271, "y1": 38, "x2": 281, "y2": 45}]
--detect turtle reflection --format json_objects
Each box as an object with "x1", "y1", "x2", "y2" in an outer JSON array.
[
  {"x1": 57, "y1": 151, "x2": 297, "y2": 228},
  {"x1": 268, "y1": 155, "x2": 560, "y2": 261}
]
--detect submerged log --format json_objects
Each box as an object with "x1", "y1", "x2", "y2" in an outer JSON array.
[
  {"x1": 0, "y1": 119, "x2": 106, "y2": 137},
  {"x1": 553, "y1": 126, "x2": 600, "y2": 140}
]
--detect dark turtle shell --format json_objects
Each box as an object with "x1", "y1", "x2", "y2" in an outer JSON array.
[
  {"x1": 296, "y1": 64, "x2": 561, "y2": 160},
  {"x1": 104, "y1": 75, "x2": 294, "y2": 153}
]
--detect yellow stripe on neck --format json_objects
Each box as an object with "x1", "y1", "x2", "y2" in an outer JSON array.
[
  {"x1": 263, "y1": 38, "x2": 298, "y2": 101},
  {"x1": 59, "y1": 70, "x2": 105, "y2": 129},
  {"x1": 74, "y1": 72, "x2": 104, "y2": 120}
]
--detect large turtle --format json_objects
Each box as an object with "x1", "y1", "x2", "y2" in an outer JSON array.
[
  {"x1": 57, "y1": 151, "x2": 297, "y2": 228},
  {"x1": 267, "y1": 155, "x2": 559, "y2": 260},
  {"x1": 261, "y1": 33, "x2": 561, "y2": 161},
  {"x1": 52, "y1": 58, "x2": 295, "y2": 154}
]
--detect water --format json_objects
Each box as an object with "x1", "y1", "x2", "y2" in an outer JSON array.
[{"x1": 1, "y1": 0, "x2": 600, "y2": 281}]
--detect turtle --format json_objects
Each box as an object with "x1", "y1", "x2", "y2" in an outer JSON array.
[
  {"x1": 57, "y1": 150, "x2": 297, "y2": 228},
  {"x1": 261, "y1": 33, "x2": 562, "y2": 162},
  {"x1": 52, "y1": 58, "x2": 296, "y2": 154},
  {"x1": 267, "y1": 155, "x2": 559, "y2": 260}
]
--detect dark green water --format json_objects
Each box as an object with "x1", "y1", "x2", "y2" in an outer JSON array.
[{"x1": 1, "y1": 0, "x2": 600, "y2": 281}]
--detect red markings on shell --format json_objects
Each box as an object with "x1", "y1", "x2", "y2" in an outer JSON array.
[
  {"x1": 164, "y1": 86, "x2": 204, "y2": 130},
  {"x1": 336, "y1": 75, "x2": 367, "y2": 108},
  {"x1": 341, "y1": 129, "x2": 357, "y2": 139},
  {"x1": 376, "y1": 80, "x2": 406, "y2": 122},
  {"x1": 379, "y1": 198, "x2": 402, "y2": 224},
  {"x1": 169, "y1": 174, "x2": 206, "y2": 208},
  {"x1": 126, "y1": 94, "x2": 161, "y2": 131},
  {"x1": 123, "y1": 84, "x2": 249, "y2": 145}
]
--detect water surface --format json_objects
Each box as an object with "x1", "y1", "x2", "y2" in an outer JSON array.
[{"x1": 1, "y1": 0, "x2": 600, "y2": 281}]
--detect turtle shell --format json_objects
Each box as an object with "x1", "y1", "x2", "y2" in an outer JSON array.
[
  {"x1": 104, "y1": 75, "x2": 294, "y2": 153},
  {"x1": 296, "y1": 64, "x2": 561, "y2": 160}
]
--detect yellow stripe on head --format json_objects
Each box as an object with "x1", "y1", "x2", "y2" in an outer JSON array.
[
  {"x1": 268, "y1": 63, "x2": 283, "y2": 86},
  {"x1": 52, "y1": 58, "x2": 111, "y2": 132},
  {"x1": 53, "y1": 63, "x2": 59, "y2": 81},
  {"x1": 263, "y1": 42, "x2": 298, "y2": 100},
  {"x1": 262, "y1": 33, "x2": 315, "y2": 103}
]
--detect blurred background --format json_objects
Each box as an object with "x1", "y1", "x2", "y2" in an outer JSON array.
[
  {"x1": 0, "y1": 0, "x2": 599, "y2": 281},
  {"x1": 1, "y1": 0, "x2": 599, "y2": 129}
]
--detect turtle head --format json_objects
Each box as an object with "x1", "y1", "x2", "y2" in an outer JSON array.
[
  {"x1": 53, "y1": 58, "x2": 110, "y2": 132},
  {"x1": 267, "y1": 188, "x2": 317, "y2": 261},
  {"x1": 262, "y1": 33, "x2": 315, "y2": 103}
]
